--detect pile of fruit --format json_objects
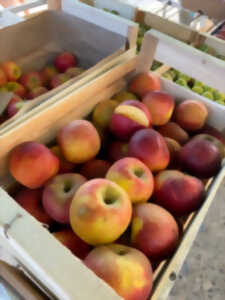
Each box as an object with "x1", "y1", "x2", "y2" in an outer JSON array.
[
  {"x1": 213, "y1": 22, "x2": 225, "y2": 41},
  {"x1": 196, "y1": 43, "x2": 225, "y2": 61},
  {"x1": 0, "y1": 52, "x2": 84, "y2": 123},
  {"x1": 162, "y1": 68, "x2": 225, "y2": 105},
  {"x1": 9, "y1": 72, "x2": 224, "y2": 300}
]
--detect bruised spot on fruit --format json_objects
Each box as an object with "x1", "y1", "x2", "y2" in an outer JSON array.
[
  {"x1": 131, "y1": 217, "x2": 143, "y2": 243},
  {"x1": 115, "y1": 105, "x2": 149, "y2": 127}
]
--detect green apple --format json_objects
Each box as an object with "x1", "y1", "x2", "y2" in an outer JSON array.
[
  {"x1": 192, "y1": 86, "x2": 204, "y2": 95},
  {"x1": 202, "y1": 91, "x2": 214, "y2": 100}
]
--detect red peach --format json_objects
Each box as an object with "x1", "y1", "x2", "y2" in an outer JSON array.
[
  {"x1": 2, "y1": 61, "x2": 21, "y2": 81},
  {"x1": 6, "y1": 81, "x2": 26, "y2": 98},
  {"x1": 20, "y1": 72, "x2": 43, "y2": 91},
  {"x1": 128, "y1": 73, "x2": 160, "y2": 98},
  {"x1": 128, "y1": 128, "x2": 170, "y2": 172},
  {"x1": 54, "y1": 52, "x2": 77, "y2": 73},
  {"x1": 27, "y1": 86, "x2": 48, "y2": 100},
  {"x1": 9, "y1": 142, "x2": 59, "y2": 188},
  {"x1": 106, "y1": 157, "x2": 154, "y2": 204},
  {"x1": 58, "y1": 120, "x2": 101, "y2": 164},
  {"x1": 80, "y1": 159, "x2": 111, "y2": 179},
  {"x1": 158, "y1": 122, "x2": 189, "y2": 145},
  {"x1": 108, "y1": 141, "x2": 129, "y2": 162}
]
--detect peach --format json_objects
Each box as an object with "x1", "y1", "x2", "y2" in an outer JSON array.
[
  {"x1": 15, "y1": 188, "x2": 53, "y2": 226},
  {"x1": 92, "y1": 100, "x2": 118, "y2": 129},
  {"x1": 65, "y1": 67, "x2": 85, "y2": 78},
  {"x1": 128, "y1": 73, "x2": 160, "y2": 98},
  {"x1": 142, "y1": 91, "x2": 175, "y2": 126},
  {"x1": 106, "y1": 157, "x2": 154, "y2": 204},
  {"x1": 27, "y1": 86, "x2": 48, "y2": 99},
  {"x1": 42, "y1": 173, "x2": 86, "y2": 224},
  {"x1": 9, "y1": 142, "x2": 59, "y2": 188},
  {"x1": 113, "y1": 91, "x2": 138, "y2": 103},
  {"x1": 53, "y1": 229, "x2": 90, "y2": 260},
  {"x1": 58, "y1": 120, "x2": 101, "y2": 164},
  {"x1": 174, "y1": 100, "x2": 208, "y2": 131},
  {"x1": 110, "y1": 100, "x2": 152, "y2": 140},
  {"x1": 131, "y1": 203, "x2": 179, "y2": 261},
  {"x1": 5, "y1": 81, "x2": 26, "y2": 98},
  {"x1": 158, "y1": 122, "x2": 189, "y2": 145},
  {"x1": 128, "y1": 129, "x2": 170, "y2": 172},
  {"x1": 80, "y1": 159, "x2": 111, "y2": 179},
  {"x1": 20, "y1": 72, "x2": 43, "y2": 91},
  {"x1": 0, "y1": 67, "x2": 7, "y2": 86},
  {"x1": 165, "y1": 137, "x2": 181, "y2": 169},
  {"x1": 108, "y1": 141, "x2": 129, "y2": 162},
  {"x1": 50, "y1": 73, "x2": 70, "y2": 89},
  {"x1": 50, "y1": 146, "x2": 75, "y2": 174},
  {"x1": 85, "y1": 244, "x2": 153, "y2": 300},
  {"x1": 54, "y1": 52, "x2": 77, "y2": 72},
  {"x1": 154, "y1": 170, "x2": 205, "y2": 216},
  {"x1": 70, "y1": 179, "x2": 132, "y2": 245},
  {"x1": 41, "y1": 65, "x2": 58, "y2": 85},
  {"x1": 179, "y1": 136, "x2": 222, "y2": 178},
  {"x1": 2, "y1": 61, "x2": 21, "y2": 81}
]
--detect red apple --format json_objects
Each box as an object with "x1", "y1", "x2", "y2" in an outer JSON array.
[
  {"x1": 80, "y1": 159, "x2": 111, "y2": 179},
  {"x1": 50, "y1": 73, "x2": 70, "y2": 89},
  {"x1": 20, "y1": 72, "x2": 43, "y2": 91},
  {"x1": 54, "y1": 52, "x2": 77, "y2": 73},
  {"x1": 129, "y1": 73, "x2": 161, "y2": 98},
  {"x1": 7, "y1": 94, "x2": 24, "y2": 118},
  {"x1": 41, "y1": 65, "x2": 58, "y2": 85},
  {"x1": 2, "y1": 61, "x2": 21, "y2": 81},
  {"x1": 27, "y1": 86, "x2": 48, "y2": 99},
  {"x1": 5, "y1": 81, "x2": 26, "y2": 98}
]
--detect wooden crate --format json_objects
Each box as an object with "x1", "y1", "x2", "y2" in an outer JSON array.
[
  {"x1": 0, "y1": 0, "x2": 138, "y2": 134},
  {"x1": 0, "y1": 28, "x2": 225, "y2": 300}
]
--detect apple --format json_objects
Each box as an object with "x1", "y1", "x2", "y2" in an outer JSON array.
[
  {"x1": 5, "y1": 81, "x2": 26, "y2": 98},
  {"x1": 54, "y1": 52, "x2": 77, "y2": 73},
  {"x1": 50, "y1": 145, "x2": 75, "y2": 174},
  {"x1": 80, "y1": 159, "x2": 111, "y2": 179},
  {"x1": 92, "y1": 100, "x2": 118, "y2": 129},
  {"x1": 85, "y1": 244, "x2": 153, "y2": 300},
  {"x1": 158, "y1": 122, "x2": 189, "y2": 145},
  {"x1": 113, "y1": 91, "x2": 138, "y2": 103},
  {"x1": 41, "y1": 65, "x2": 58, "y2": 85},
  {"x1": 0, "y1": 67, "x2": 7, "y2": 86},
  {"x1": 50, "y1": 73, "x2": 70, "y2": 89},
  {"x1": 70, "y1": 179, "x2": 132, "y2": 245},
  {"x1": 42, "y1": 173, "x2": 87, "y2": 224},
  {"x1": 20, "y1": 72, "x2": 43, "y2": 91},
  {"x1": 27, "y1": 86, "x2": 48, "y2": 100},
  {"x1": 9, "y1": 141, "x2": 60, "y2": 189},
  {"x1": 128, "y1": 73, "x2": 160, "y2": 98},
  {"x1": 7, "y1": 94, "x2": 24, "y2": 118},
  {"x1": 2, "y1": 61, "x2": 21, "y2": 81}
]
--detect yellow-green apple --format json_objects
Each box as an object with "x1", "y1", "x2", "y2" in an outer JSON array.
[
  {"x1": 110, "y1": 100, "x2": 152, "y2": 140},
  {"x1": 2, "y1": 61, "x2": 21, "y2": 81},
  {"x1": 179, "y1": 136, "x2": 222, "y2": 178},
  {"x1": 50, "y1": 73, "x2": 70, "y2": 89},
  {"x1": 92, "y1": 100, "x2": 118, "y2": 129},
  {"x1": 5, "y1": 82, "x2": 26, "y2": 98},
  {"x1": 6, "y1": 94, "x2": 24, "y2": 118},
  {"x1": 70, "y1": 179, "x2": 132, "y2": 245},
  {"x1": 65, "y1": 67, "x2": 85, "y2": 78},
  {"x1": 164, "y1": 137, "x2": 181, "y2": 169},
  {"x1": 128, "y1": 128, "x2": 170, "y2": 172},
  {"x1": 131, "y1": 203, "x2": 179, "y2": 261},
  {"x1": 142, "y1": 91, "x2": 175, "y2": 126},
  {"x1": 108, "y1": 141, "x2": 129, "y2": 162},
  {"x1": 54, "y1": 52, "x2": 77, "y2": 72},
  {"x1": 53, "y1": 229, "x2": 90, "y2": 259},
  {"x1": 113, "y1": 91, "x2": 138, "y2": 103},
  {"x1": 41, "y1": 65, "x2": 58, "y2": 85},
  {"x1": 15, "y1": 188, "x2": 53, "y2": 226},
  {"x1": 27, "y1": 86, "x2": 48, "y2": 100},
  {"x1": 84, "y1": 244, "x2": 153, "y2": 300},
  {"x1": 9, "y1": 141, "x2": 59, "y2": 188},
  {"x1": 58, "y1": 120, "x2": 101, "y2": 164},
  {"x1": 20, "y1": 71, "x2": 43, "y2": 91},
  {"x1": 158, "y1": 122, "x2": 189, "y2": 145},
  {"x1": 80, "y1": 159, "x2": 111, "y2": 179},
  {"x1": 0, "y1": 67, "x2": 7, "y2": 86},
  {"x1": 42, "y1": 173, "x2": 86, "y2": 224},
  {"x1": 50, "y1": 145, "x2": 75, "y2": 174},
  {"x1": 174, "y1": 100, "x2": 208, "y2": 131},
  {"x1": 154, "y1": 170, "x2": 205, "y2": 216},
  {"x1": 129, "y1": 73, "x2": 160, "y2": 98},
  {"x1": 106, "y1": 157, "x2": 154, "y2": 204}
]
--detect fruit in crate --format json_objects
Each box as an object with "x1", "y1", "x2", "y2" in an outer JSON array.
[
  {"x1": 142, "y1": 91, "x2": 175, "y2": 126},
  {"x1": 50, "y1": 146, "x2": 75, "y2": 174},
  {"x1": 158, "y1": 122, "x2": 189, "y2": 145},
  {"x1": 41, "y1": 65, "x2": 58, "y2": 85},
  {"x1": 129, "y1": 73, "x2": 161, "y2": 98},
  {"x1": 0, "y1": 67, "x2": 7, "y2": 86},
  {"x1": 54, "y1": 52, "x2": 77, "y2": 73},
  {"x1": 131, "y1": 203, "x2": 179, "y2": 261},
  {"x1": 174, "y1": 100, "x2": 208, "y2": 131},
  {"x1": 9, "y1": 142, "x2": 59, "y2": 188},
  {"x1": 5, "y1": 82, "x2": 26, "y2": 98},
  {"x1": 70, "y1": 179, "x2": 132, "y2": 245},
  {"x1": 27, "y1": 86, "x2": 48, "y2": 100},
  {"x1": 113, "y1": 91, "x2": 138, "y2": 103},
  {"x1": 106, "y1": 157, "x2": 154, "y2": 204},
  {"x1": 164, "y1": 137, "x2": 181, "y2": 169},
  {"x1": 193, "y1": 134, "x2": 225, "y2": 158},
  {"x1": 50, "y1": 73, "x2": 70, "y2": 89},
  {"x1": 108, "y1": 141, "x2": 129, "y2": 162},
  {"x1": 85, "y1": 244, "x2": 153, "y2": 300},
  {"x1": 6, "y1": 94, "x2": 24, "y2": 118},
  {"x1": 42, "y1": 173, "x2": 87, "y2": 224},
  {"x1": 58, "y1": 120, "x2": 101, "y2": 164},
  {"x1": 128, "y1": 128, "x2": 170, "y2": 172},
  {"x1": 53, "y1": 229, "x2": 90, "y2": 260},
  {"x1": 200, "y1": 124, "x2": 225, "y2": 146},
  {"x1": 65, "y1": 67, "x2": 85, "y2": 78},
  {"x1": 20, "y1": 71, "x2": 43, "y2": 91},
  {"x1": 179, "y1": 135, "x2": 222, "y2": 179},
  {"x1": 15, "y1": 188, "x2": 53, "y2": 226},
  {"x1": 92, "y1": 100, "x2": 118, "y2": 129},
  {"x1": 2, "y1": 61, "x2": 21, "y2": 81},
  {"x1": 110, "y1": 100, "x2": 152, "y2": 140},
  {"x1": 154, "y1": 170, "x2": 205, "y2": 217},
  {"x1": 80, "y1": 159, "x2": 111, "y2": 179}
]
